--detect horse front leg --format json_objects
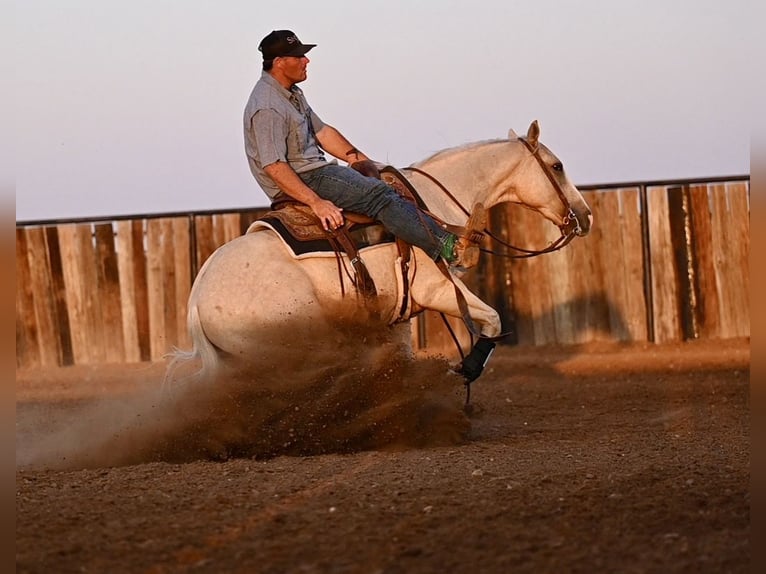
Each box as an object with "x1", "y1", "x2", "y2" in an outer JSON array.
[{"x1": 410, "y1": 265, "x2": 501, "y2": 382}]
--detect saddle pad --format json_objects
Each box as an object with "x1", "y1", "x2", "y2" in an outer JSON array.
[{"x1": 249, "y1": 216, "x2": 395, "y2": 257}]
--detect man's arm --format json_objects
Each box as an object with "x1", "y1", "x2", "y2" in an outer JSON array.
[
  {"x1": 264, "y1": 161, "x2": 344, "y2": 231},
  {"x1": 315, "y1": 124, "x2": 371, "y2": 164}
]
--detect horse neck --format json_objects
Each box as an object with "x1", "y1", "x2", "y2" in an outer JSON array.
[{"x1": 409, "y1": 140, "x2": 525, "y2": 223}]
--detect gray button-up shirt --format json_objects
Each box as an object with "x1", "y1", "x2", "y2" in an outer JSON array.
[{"x1": 243, "y1": 72, "x2": 332, "y2": 199}]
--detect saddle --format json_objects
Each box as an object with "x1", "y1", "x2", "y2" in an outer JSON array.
[{"x1": 251, "y1": 164, "x2": 417, "y2": 304}]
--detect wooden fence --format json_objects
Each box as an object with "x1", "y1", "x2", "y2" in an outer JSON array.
[
  {"x1": 15, "y1": 211, "x2": 265, "y2": 368},
  {"x1": 15, "y1": 177, "x2": 749, "y2": 368},
  {"x1": 420, "y1": 179, "x2": 749, "y2": 352}
]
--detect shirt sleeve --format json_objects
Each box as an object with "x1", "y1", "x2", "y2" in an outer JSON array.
[
  {"x1": 309, "y1": 107, "x2": 325, "y2": 133},
  {"x1": 251, "y1": 108, "x2": 288, "y2": 168}
]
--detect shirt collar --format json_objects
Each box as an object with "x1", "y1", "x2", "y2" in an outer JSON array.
[{"x1": 261, "y1": 71, "x2": 302, "y2": 100}]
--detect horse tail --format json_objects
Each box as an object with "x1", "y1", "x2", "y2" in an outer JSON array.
[{"x1": 162, "y1": 303, "x2": 220, "y2": 388}]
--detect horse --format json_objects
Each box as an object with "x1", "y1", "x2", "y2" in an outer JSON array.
[{"x1": 165, "y1": 121, "x2": 592, "y2": 387}]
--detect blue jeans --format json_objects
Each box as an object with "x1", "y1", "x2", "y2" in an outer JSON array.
[{"x1": 299, "y1": 164, "x2": 450, "y2": 260}]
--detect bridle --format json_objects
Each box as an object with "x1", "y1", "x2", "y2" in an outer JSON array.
[
  {"x1": 517, "y1": 137, "x2": 584, "y2": 236},
  {"x1": 405, "y1": 136, "x2": 585, "y2": 259},
  {"x1": 399, "y1": 139, "x2": 588, "y2": 403}
]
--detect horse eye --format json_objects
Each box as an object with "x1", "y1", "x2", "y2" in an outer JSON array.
[{"x1": 552, "y1": 162, "x2": 563, "y2": 172}]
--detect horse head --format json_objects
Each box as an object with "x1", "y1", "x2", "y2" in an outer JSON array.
[
  {"x1": 411, "y1": 121, "x2": 592, "y2": 239},
  {"x1": 505, "y1": 121, "x2": 592, "y2": 237}
]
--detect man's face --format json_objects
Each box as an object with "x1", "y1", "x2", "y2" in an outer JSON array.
[{"x1": 278, "y1": 55, "x2": 309, "y2": 84}]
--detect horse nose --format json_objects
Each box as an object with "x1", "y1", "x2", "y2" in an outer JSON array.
[{"x1": 577, "y1": 212, "x2": 594, "y2": 236}]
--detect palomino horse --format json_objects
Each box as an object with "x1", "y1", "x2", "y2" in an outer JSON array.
[{"x1": 166, "y1": 121, "x2": 592, "y2": 385}]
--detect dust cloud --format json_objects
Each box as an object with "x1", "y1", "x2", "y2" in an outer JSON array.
[{"x1": 16, "y1": 320, "x2": 471, "y2": 470}]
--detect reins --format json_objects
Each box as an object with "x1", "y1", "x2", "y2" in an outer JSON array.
[
  {"x1": 517, "y1": 137, "x2": 584, "y2": 238},
  {"x1": 401, "y1": 139, "x2": 584, "y2": 400},
  {"x1": 404, "y1": 137, "x2": 583, "y2": 260}
]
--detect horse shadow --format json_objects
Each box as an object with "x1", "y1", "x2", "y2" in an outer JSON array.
[{"x1": 460, "y1": 290, "x2": 637, "y2": 442}]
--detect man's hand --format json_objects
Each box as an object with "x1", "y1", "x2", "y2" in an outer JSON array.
[
  {"x1": 263, "y1": 161, "x2": 344, "y2": 231},
  {"x1": 309, "y1": 198, "x2": 344, "y2": 231}
]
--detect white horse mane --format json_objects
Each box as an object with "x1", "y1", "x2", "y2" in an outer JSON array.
[{"x1": 411, "y1": 138, "x2": 509, "y2": 167}]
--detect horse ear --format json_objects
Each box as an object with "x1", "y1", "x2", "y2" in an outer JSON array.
[
  {"x1": 526, "y1": 120, "x2": 540, "y2": 147},
  {"x1": 508, "y1": 128, "x2": 518, "y2": 140}
]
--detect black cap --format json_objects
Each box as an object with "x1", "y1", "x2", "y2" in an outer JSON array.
[{"x1": 258, "y1": 30, "x2": 316, "y2": 60}]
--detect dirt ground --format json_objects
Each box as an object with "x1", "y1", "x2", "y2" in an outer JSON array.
[{"x1": 16, "y1": 337, "x2": 750, "y2": 573}]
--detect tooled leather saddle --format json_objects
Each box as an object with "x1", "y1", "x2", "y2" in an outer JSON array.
[{"x1": 250, "y1": 164, "x2": 419, "y2": 302}]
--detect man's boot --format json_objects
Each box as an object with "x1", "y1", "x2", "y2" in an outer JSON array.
[{"x1": 451, "y1": 202, "x2": 487, "y2": 269}]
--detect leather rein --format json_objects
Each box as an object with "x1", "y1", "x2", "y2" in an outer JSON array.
[
  {"x1": 393, "y1": 139, "x2": 585, "y2": 395},
  {"x1": 404, "y1": 136, "x2": 584, "y2": 259}
]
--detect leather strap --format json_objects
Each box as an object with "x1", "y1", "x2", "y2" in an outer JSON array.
[
  {"x1": 331, "y1": 227, "x2": 377, "y2": 301},
  {"x1": 394, "y1": 238, "x2": 412, "y2": 321},
  {"x1": 435, "y1": 259, "x2": 482, "y2": 337}
]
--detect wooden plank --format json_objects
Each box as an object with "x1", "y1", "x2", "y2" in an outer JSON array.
[
  {"x1": 172, "y1": 217, "x2": 192, "y2": 350},
  {"x1": 157, "y1": 219, "x2": 178, "y2": 357},
  {"x1": 538, "y1": 215, "x2": 564, "y2": 345},
  {"x1": 44, "y1": 227, "x2": 75, "y2": 365},
  {"x1": 78, "y1": 223, "x2": 107, "y2": 363},
  {"x1": 208, "y1": 214, "x2": 230, "y2": 252},
  {"x1": 709, "y1": 184, "x2": 749, "y2": 338},
  {"x1": 587, "y1": 190, "x2": 630, "y2": 341},
  {"x1": 558, "y1": 197, "x2": 586, "y2": 344},
  {"x1": 25, "y1": 227, "x2": 63, "y2": 366},
  {"x1": 57, "y1": 225, "x2": 90, "y2": 363},
  {"x1": 212, "y1": 214, "x2": 226, "y2": 248},
  {"x1": 725, "y1": 182, "x2": 750, "y2": 337},
  {"x1": 146, "y1": 219, "x2": 167, "y2": 360},
  {"x1": 563, "y1": 239, "x2": 592, "y2": 343},
  {"x1": 508, "y1": 206, "x2": 541, "y2": 345},
  {"x1": 647, "y1": 187, "x2": 682, "y2": 343},
  {"x1": 94, "y1": 223, "x2": 125, "y2": 362},
  {"x1": 538, "y1": 205, "x2": 578, "y2": 345},
  {"x1": 486, "y1": 204, "x2": 517, "y2": 343},
  {"x1": 582, "y1": 189, "x2": 612, "y2": 342},
  {"x1": 15, "y1": 228, "x2": 40, "y2": 368},
  {"x1": 505, "y1": 206, "x2": 534, "y2": 345},
  {"x1": 116, "y1": 220, "x2": 142, "y2": 362},
  {"x1": 547, "y1": 249, "x2": 576, "y2": 344},
  {"x1": 504, "y1": 207, "x2": 530, "y2": 344},
  {"x1": 222, "y1": 213, "x2": 242, "y2": 244},
  {"x1": 160, "y1": 219, "x2": 178, "y2": 354},
  {"x1": 131, "y1": 220, "x2": 152, "y2": 361},
  {"x1": 514, "y1": 206, "x2": 557, "y2": 345},
  {"x1": 596, "y1": 190, "x2": 625, "y2": 342},
  {"x1": 709, "y1": 185, "x2": 733, "y2": 336},
  {"x1": 117, "y1": 219, "x2": 151, "y2": 361},
  {"x1": 688, "y1": 185, "x2": 719, "y2": 338},
  {"x1": 56, "y1": 225, "x2": 82, "y2": 363},
  {"x1": 141, "y1": 216, "x2": 192, "y2": 359},
  {"x1": 618, "y1": 188, "x2": 649, "y2": 341},
  {"x1": 666, "y1": 186, "x2": 696, "y2": 339},
  {"x1": 194, "y1": 215, "x2": 217, "y2": 271}
]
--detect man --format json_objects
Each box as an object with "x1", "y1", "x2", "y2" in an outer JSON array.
[{"x1": 243, "y1": 30, "x2": 485, "y2": 268}]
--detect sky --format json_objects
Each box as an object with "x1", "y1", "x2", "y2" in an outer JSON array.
[{"x1": 11, "y1": 0, "x2": 761, "y2": 222}]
